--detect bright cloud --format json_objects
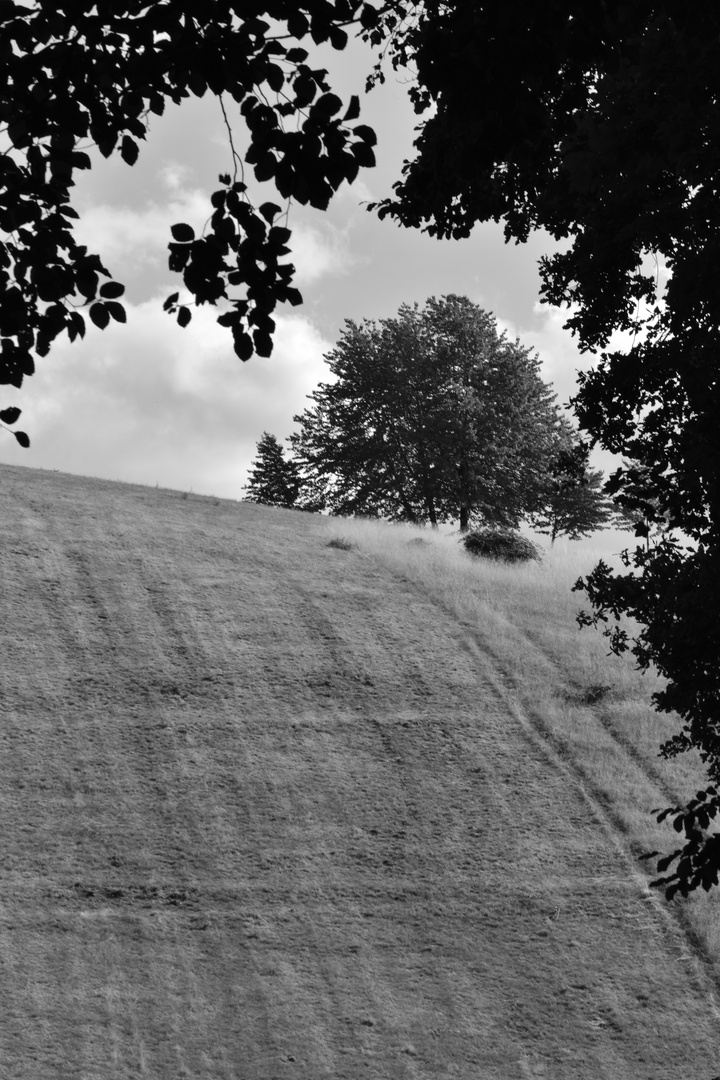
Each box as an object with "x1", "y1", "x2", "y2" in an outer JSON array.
[{"x1": 0, "y1": 299, "x2": 332, "y2": 499}]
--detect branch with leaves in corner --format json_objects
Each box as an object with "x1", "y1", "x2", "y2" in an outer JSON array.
[{"x1": 0, "y1": 0, "x2": 405, "y2": 432}]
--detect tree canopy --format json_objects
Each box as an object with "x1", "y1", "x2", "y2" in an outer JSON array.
[{"x1": 291, "y1": 295, "x2": 563, "y2": 529}]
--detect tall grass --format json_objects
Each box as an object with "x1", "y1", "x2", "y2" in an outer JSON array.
[{"x1": 319, "y1": 516, "x2": 720, "y2": 969}]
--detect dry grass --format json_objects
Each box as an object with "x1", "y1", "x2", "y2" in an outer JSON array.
[
  {"x1": 320, "y1": 515, "x2": 720, "y2": 965},
  {"x1": 3, "y1": 465, "x2": 720, "y2": 1078}
]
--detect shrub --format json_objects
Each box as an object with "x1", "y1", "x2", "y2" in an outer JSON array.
[
  {"x1": 461, "y1": 529, "x2": 541, "y2": 563},
  {"x1": 327, "y1": 537, "x2": 354, "y2": 551}
]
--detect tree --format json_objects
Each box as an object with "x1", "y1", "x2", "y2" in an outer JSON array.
[
  {"x1": 529, "y1": 422, "x2": 614, "y2": 543},
  {"x1": 291, "y1": 295, "x2": 562, "y2": 529},
  {"x1": 0, "y1": 0, "x2": 390, "y2": 444},
  {"x1": 369, "y1": 0, "x2": 720, "y2": 897},
  {"x1": 244, "y1": 431, "x2": 301, "y2": 508}
]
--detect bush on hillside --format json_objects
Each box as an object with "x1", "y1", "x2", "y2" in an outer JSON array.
[{"x1": 461, "y1": 529, "x2": 541, "y2": 563}]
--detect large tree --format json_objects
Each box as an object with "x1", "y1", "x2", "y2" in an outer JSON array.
[{"x1": 291, "y1": 295, "x2": 562, "y2": 529}]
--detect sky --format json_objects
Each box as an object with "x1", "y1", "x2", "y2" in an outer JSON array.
[{"x1": 0, "y1": 28, "x2": 606, "y2": 500}]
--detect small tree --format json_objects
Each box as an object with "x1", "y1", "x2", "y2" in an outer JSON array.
[
  {"x1": 531, "y1": 430, "x2": 614, "y2": 543},
  {"x1": 244, "y1": 433, "x2": 300, "y2": 508}
]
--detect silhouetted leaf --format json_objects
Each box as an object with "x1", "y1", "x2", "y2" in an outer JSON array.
[
  {"x1": 177, "y1": 306, "x2": 192, "y2": 328},
  {"x1": 0, "y1": 407, "x2": 21, "y2": 424},
  {"x1": 259, "y1": 201, "x2": 282, "y2": 223},
  {"x1": 163, "y1": 292, "x2": 179, "y2": 311},
  {"x1": 120, "y1": 135, "x2": 139, "y2": 165},
  {"x1": 351, "y1": 142, "x2": 376, "y2": 168},
  {"x1": 105, "y1": 301, "x2": 126, "y2": 323},
  {"x1": 14, "y1": 430, "x2": 30, "y2": 448},
  {"x1": 343, "y1": 94, "x2": 361, "y2": 122},
  {"x1": 89, "y1": 302, "x2": 110, "y2": 330},
  {"x1": 99, "y1": 281, "x2": 125, "y2": 299},
  {"x1": 353, "y1": 124, "x2": 377, "y2": 146},
  {"x1": 233, "y1": 329, "x2": 254, "y2": 361},
  {"x1": 171, "y1": 223, "x2": 195, "y2": 242}
]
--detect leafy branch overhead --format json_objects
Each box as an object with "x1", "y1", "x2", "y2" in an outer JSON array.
[{"x1": 0, "y1": 0, "x2": 387, "y2": 393}]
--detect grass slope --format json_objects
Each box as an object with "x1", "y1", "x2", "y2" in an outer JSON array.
[{"x1": 1, "y1": 464, "x2": 719, "y2": 1080}]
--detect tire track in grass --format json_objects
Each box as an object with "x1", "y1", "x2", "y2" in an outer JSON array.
[
  {"x1": 3, "y1": 470, "x2": 720, "y2": 1077},
  {"x1": 350, "y1": 538, "x2": 720, "y2": 1012}
]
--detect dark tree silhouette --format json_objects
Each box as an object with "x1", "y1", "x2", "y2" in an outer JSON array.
[{"x1": 244, "y1": 431, "x2": 301, "y2": 508}]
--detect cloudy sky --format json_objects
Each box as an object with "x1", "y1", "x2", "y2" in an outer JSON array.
[{"x1": 0, "y1": 31, "x2": 601, "y2": 500}]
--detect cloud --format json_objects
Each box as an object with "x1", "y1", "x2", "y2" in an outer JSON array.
[
  {"x1": 0, "y1": 299, "x2": 332, "y2": 498},
  {"x1": 71, "y1": 181, "x2": 354, "y2": 298}
]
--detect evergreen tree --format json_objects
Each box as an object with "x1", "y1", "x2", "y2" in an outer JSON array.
[{"x1": 244, "y1": 433, "x2": 301, "y2": 508}]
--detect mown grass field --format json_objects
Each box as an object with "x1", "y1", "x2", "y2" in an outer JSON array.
[{"x1": 1, "y1": 462, "x2": 719, "y2": 1079}]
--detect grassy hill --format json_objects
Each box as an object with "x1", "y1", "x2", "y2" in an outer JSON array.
[{"x1": 1, "y1": 463, "x2": 719, "y2": 1080}]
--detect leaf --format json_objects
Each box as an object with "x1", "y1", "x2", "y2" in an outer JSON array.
[
  {"x1": 265, "y1": 63, "x2": 284, "y2": 93},
  {"x1": 313, "y1": 93, "x2": 343, "y2": 117},
  {"x1": 351, "y1": 142, "x2": 376, "y2": 168},
  {"x1": 0, "y1": 406, "x2": 21, "y2": 424},
  {"x1": 120, "y1": 135, "x2": 139, "y2": 166},
  {"x1": 259, "y1": 202, "x2": 282, "y2": 223},
  {"x1": 89, "y1": 302, "x2": 110, "y2": 330},
  {"x1": 353, "y1": 124, "x2": 377, "y2": 146},
  {"x1": 254, "y1": 154, "x2": 277, "y2": 182},
  {"x1": 269, "y1": 226, "x2": 291, "y2": 246},
  {"x1": 97, "y1": 135, "x2": 117, "y2": 159},
  {"x1": 14, "y1": 430, "x2": 29, "y2": 448},
  {"x1": 343, "y1": 95, "x2": 361, "y2": 122},
  {"x1": 233, "y1": 329, "x2": 254, "y2": 361},
  {"x1": 99, "y1": 281, "x2": 125, "y2": 299},
  {"x1": 177, "y1": 306, "x2": 192, "y2": 328},
  {"x1": 253, "y1": 329, "x2": 274, "y2": 356},
  {"x1": 163, "y1": 292, "x2": 179, "y2": 311},
  {"x1": 287, "y1": 11, "x2": 309, "y2": 38},
  {"x1": 105, "y1": 301, "x2": 126, "y2": 323},
  {"x1": 171, "y1": 223, "x2": 195, "y2": 242},
  {"x1": 328, "y1": 25, "x2": 348, "y2": 50},
  {"x1": 284, "y1": 287, "x2": 303, "y2": 307}
]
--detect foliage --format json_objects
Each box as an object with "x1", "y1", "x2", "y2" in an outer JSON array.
[
  {"x1": 461, "y1": 529, "x2": 541, "y2": 564},
  {"x1": 529, "y1": 422, "x2": 614, "y2": 543},
  {"x1": 244, "y1": 432, "x2": 301, "y2": 508},
  {"x1": 291, "y1": 295, "x2": 561, "y2": 529},
  {"x1": 367, "y1": 0, "x2": 720, "y2": 897},
  {"x1": 0, "y1": 0, "x2": 392, "y2": 436}
]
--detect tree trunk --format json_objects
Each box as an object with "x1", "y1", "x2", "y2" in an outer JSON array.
[{"x1": 459, "y1": 505, "x2": 470, "y2": 532}]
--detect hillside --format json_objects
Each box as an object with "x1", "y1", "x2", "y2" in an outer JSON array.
[{"x1": 1, "y1": 463, "x2": 718, "y2": 1079}]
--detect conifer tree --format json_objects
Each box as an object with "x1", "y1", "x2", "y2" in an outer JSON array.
[{"x1": 244, "y1": 433, "x2": 301, "y2": 508}]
